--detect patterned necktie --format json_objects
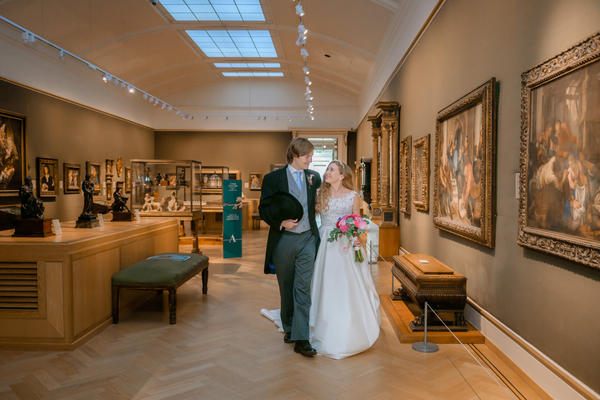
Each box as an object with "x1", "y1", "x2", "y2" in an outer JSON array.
[{"x1": 296, "y1": 171, "x2": 303, "y2": 191}]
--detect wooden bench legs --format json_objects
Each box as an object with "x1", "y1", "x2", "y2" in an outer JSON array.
[
  {"x1": 202, "y1": 268, "x2": 208, "y2": 294},
  {"x1": 112, "y1": 284, "x2": 120, "y2": 324}
]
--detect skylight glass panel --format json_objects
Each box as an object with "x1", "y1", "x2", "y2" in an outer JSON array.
[
  {"x1": 161, "y1": 0, "x2": 265, "y2": 22},
  {"x1": 214, "y1": 62, "x2": 281, "y2": 68},
  {"x1": 186, "y1": 30, "x2": 277, "y2": 58},
  {"x1": 222, "y1": 72, "x2": 284, "y2": 77}
]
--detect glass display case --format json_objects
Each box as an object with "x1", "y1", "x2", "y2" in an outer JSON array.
[
  {"x1": 130, "y1": 159, "x2": 202, "y2": 217},
  {"x1": 198, "y1": 166, "x2": 229, "y2": 236}
]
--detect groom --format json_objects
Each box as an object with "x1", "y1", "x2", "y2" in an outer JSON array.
[{"x1": 259, "y1": 137, "x2": 321, "y2": 357}]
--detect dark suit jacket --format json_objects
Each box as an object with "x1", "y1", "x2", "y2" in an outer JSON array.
[{"x1": 259, "y1": 166, "x2": 321, "y2": 274}]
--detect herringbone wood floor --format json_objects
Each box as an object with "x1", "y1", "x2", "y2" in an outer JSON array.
[{"x1": 0, "y1": 229, "x2": 538, "y2": 399}]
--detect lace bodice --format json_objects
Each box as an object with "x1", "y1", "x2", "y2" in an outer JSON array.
[{"x1": 320, "y1": 191, "x2": 356, "y2": 229}]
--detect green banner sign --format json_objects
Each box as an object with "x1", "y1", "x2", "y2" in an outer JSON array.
[{"x1": 223, "y1": 179, "x2": 242, "y2": 258}]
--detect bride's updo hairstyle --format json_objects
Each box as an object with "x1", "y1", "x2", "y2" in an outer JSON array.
[{"x1": 316, "y1": 160, "x2": 354, "y2": 213}]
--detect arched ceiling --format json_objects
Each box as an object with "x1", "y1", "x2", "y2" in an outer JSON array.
[{"x1": 0, "y1": 0, "x2": 439, "y2": 128}]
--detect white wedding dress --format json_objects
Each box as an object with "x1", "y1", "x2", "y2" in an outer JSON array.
[{"x1": 309, "y1": 191, "x2": 381, "y2": 359}]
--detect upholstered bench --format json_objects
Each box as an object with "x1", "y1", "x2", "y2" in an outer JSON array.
[{"x1": 111, "y1": 253, "x2": 209, "y2": 324}]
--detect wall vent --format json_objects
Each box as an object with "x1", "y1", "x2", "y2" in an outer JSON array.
[{"x1": 0, "y1": 263, "x2": 38, "y2": 310}]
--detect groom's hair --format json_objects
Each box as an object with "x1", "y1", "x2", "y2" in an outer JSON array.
[{"x1": 286, "y1": 137, "x2": 314, "y2": 163}]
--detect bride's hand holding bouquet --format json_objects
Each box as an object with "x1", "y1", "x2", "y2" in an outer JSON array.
[{"x1": 327, "y1": 214, "x2": 370, "y2": 262}]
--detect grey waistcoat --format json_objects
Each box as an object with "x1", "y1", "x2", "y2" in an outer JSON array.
[{"x1": 286, "y1": 168, "x2": 310, "y2": 233}]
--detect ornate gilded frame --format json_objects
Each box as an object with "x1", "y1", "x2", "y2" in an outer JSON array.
[
  {"x1": 518, "y1": 33, "x2": 600, "y2": 270},
  {"x1": 399, "y1": 135, "x2": 411, "y2": 215},
  {"x1": 433, "y1": 78, "x2": 497, "y2": 248},
  {"x1": 412, "y1": 134, "x2": 430, "y2": 212}
]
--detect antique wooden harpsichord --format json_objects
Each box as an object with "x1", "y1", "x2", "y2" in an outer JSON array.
[{"x1": 392, "y1": 253, "x2": 467, "y2": 331}]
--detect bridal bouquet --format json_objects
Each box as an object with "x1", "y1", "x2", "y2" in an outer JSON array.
[{"x1": 327, "y1": 214, "x2": 370, "y2": 262}]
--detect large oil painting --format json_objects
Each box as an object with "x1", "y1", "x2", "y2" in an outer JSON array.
[
  {"x1": 518, "y1": 33, "x2": 600, "y2": 269},
  {"x1": 433, "y1": 78, "x2": 496, "y2": 248},
  {"x1": 0, "y1": 110, "x2": 26, "y2": 197}
]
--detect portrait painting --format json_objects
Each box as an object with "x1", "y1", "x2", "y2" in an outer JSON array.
[
  {"x1": 0, "y1": 110, "x2": 26, "y2": 197},
  {"x1": 124, "y1": 167, "x2": 131, "y2": 194},
  {"x1": 36, "y1": 157, "x2": 58, "y2": 198},
  {"x1": 412, "y1": 134, "x2": 430, "y2": 212},
  {"x1": 399, "y1": 136, "x2": 411, "y2": 215},
  {"x1": 249, "y1": 172, "x2": 262, "y2": 191},
  {"x1": 63, "y1": 163, "x2": 80, "y2": 194},
  {"x1": 105, "y1": 159, "x2": 114, "y2": 177},
  {"x1": 86, "y1": 161, "x2": 101, "y2": 195},
  {"x1": 518, "y1": 33, "x2": 600, "y2": 269},
  {"x1": 433, "y1": 78, "x2": 496, "y2": 248}
]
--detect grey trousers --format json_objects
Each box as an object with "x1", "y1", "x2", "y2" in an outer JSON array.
[{"x1": 272, "y1": 230, "x2": 316, "y2": 341}]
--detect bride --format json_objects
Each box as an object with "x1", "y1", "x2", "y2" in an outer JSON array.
[{"x1": 309, "y1": 160, "x2": 381, "y2": 359}]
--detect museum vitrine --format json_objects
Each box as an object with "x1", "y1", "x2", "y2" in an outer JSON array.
[{"x1": 130, "y1": 159, "x2": 202, "y2": 217}]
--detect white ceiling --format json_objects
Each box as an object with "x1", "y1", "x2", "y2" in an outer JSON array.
[{"x1": 0, "y1": 0, "x2": 439, "y2": 129}]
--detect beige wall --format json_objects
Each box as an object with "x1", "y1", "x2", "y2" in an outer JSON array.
[
  {"x1": 154, "y1": 131, "x2": 292, "y2": 199},
  {"x1": 357, "y1": 0, "x2": 600, "y2": 392},
  {"x1": 0, "y1": 79, "x2": 155, "y2": 221}
]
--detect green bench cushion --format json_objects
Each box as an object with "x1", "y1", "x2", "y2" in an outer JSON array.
[{"x1": 112, "y1": 253, "x2": 209, "y2": 287}]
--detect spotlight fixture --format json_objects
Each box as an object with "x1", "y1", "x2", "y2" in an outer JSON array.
[
  {"x1": 298, "y1": 24, "x2": 307, "y2": 35},
  {"x1": 128, "y1": 86, "x2": 135, "y2": 94},
  {"x1": 300, "y1": 47, "x2": 309, "y2": 59},
  {"x1": 295, "y1": 4, "x2": 304, "y2": 16},
  {"x1": 303, "y1": 66, "x2": 310, "y2": 75},
  {"x1": 304, "y1": 76, "x2": 312, "y2": 85},
  {"x1": 59, "y1": 49, "x2": 65, "y2": 59},
  {"x1": 296, "y1": 34, "x2": 306, "y2": 46},
  {"x1": 102, "y1": 75, "x2": 109, "y2": 83}
]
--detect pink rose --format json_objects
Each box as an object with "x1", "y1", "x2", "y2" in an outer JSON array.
[
  {"x1": 356, "y1": 219, "x2": 367, "y2": 230},
  {"x1": 340, "y1": 224, "x2": 349, "y2": 233}
]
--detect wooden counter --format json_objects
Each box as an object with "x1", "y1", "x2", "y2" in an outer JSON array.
[{"x1": 0, "y1": 217, "x2": 179, "y2": 350}]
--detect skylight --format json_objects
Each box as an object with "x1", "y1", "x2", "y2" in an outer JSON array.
[
  {"x1": 161, "y1": 0, "x2": 265, "y2": 22},
  {"x1": 214, "y1": 62, "x2": 281, "y2": 68},
  {"x1": 222, "y1": 72, "x2": 283, "y2": 77},
  {"x1": 186, "y1": 30, "x2": 277, "y2": 58}
]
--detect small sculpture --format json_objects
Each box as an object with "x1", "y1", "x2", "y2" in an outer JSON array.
[
  {"x1": 19, "y1": 176, "x2": 44, "y2": 219},
  {"x1": 141, "y1": 193, "x2": 162, "y2": 212},
  {"x1": 166, "y1": 191, "x2": 186, "y2": 212},
  {"x1": 81, "y1": 174, "x2": 95, "y2": 217},
  {"x1": 76, "y1": 174, "x2": 99, "y2": 228},
  {"x1": 110, "y1": 186, "x2": 133, "y2": 221},
  {"x1": 13, "y1": 176, "x2": 53, "y2": 237},
  {"x1": 111, "y1": 186, "x2": 130, "y2": 213}
]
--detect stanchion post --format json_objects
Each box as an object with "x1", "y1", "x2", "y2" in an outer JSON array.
[{"x1": 412, "y1": 301, "x2": 439, "y2": 353}]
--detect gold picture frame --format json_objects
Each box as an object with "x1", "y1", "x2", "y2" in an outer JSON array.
[
  {"x1": 412, "y1": 134, "x2": 430, "y2": 212},
  {"x1": 433, "y1": 78, "x2": 497, "y2": 248},
  {"x1": 518, "y1": 33, "x2": 600, "y2": 270},
  {"x1": 36, "y1": 157, "x2": 58, "y2": 198},
  {"x1": 399, "y1": 135, "x2": 412, "y2": 215}
]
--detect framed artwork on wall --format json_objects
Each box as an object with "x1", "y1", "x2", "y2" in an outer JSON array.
[
  {"x1": 116, "y1": 157, "x2": 123, "y2": 179},
  {"x1": 518, "y1": 33, "x2": 600, "y2": 270},
  {"x1": 125, "y1": 167, "x2": 132, "y2": 194},
  {"x1": 106, "y1": 176, "x2": 113, "y2": 201},
  {"x1": 105, "y1": 159, "x2": 114, "y2": 177},
  {"x1": 86, "y1": 161, "x2": 101, "y2": 195},
  {"x1": 0, "y1": 109, "x2": 26, "y2": 198},
  {"x1": 433, "y1": 78, "x2": 497, "y2": 248},
  {"x1": 63, "y1": 163, "x2": 81, "y2": 194},
  {"x1": 412, "y1": 134, "x2": 430, "y2": 212},
  {"x1": 36, "y1": 157, "x2": 58, "y2": 198},
  {"x1": 399, "y1": 135, "x2": 412, "y2": 215},
  {"x1": 249, "y1": 172, "x2": 262, "y2": 191}
]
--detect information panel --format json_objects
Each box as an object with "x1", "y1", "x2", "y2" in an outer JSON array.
[{"x1": 222, "y1": 179, "x2": 242, "y2": 258}]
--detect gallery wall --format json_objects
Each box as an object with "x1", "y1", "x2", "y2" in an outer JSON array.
[
  {"x1": 0, "y1": 79, "x2": 155, "y2": 222},
  {"x1": 357, "y1": 0, "x2": 600, "y2": 393},
  {"x1": 154, "y1": 131, "x2": 292, "y2": 199}
]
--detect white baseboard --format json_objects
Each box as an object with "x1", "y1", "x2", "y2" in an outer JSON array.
[{"x1": 465, "y1": 300, "x2": 599, "y2": 400}]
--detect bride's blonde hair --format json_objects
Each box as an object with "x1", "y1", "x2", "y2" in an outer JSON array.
[{"x1": 316, "y1": 160, "x2": 355, "y2": 213}]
